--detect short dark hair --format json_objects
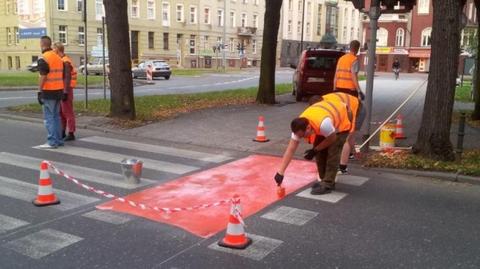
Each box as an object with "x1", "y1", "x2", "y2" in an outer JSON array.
[
  {"x1": 291, "y1": 118, "x2": 309, "y2": 133},
  {"x1": 40, "y1": 36, "x2": 52, "y2": 46},
  {"x1": 349, "y1": 40, "x2": 360, "y2": 54}
]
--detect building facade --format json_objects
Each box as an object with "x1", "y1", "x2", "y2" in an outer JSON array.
[
  {"x1": 360, "y1": 0, "x2": 478, "y2": 73},
  {"x1": 0, "y1": 0, "x2": 265, "y2": 71},
  {"x1": 278, "y1": 0, "x2": 362, "y2": 67}
]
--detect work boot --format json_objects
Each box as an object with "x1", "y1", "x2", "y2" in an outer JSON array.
[
  {"x1": 64, "y1": 132, "x2": 75, "y2": 141},
  {"x1": 310, "y1": 184, "x2": 334, "y2": 195},
  {"x1": 61, "y1": 130, "x2": 66, "y2": 139},
  {"x1": 337, "y1": 167, "x2": 348, "y2": 175}
]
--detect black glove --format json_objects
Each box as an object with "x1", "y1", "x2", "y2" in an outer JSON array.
[
  {"x1": 62, "y1": 92, "x2": 69, "y2": 101},
  {"x1": 359, "y1": 91, "x2": 365, "y2": 101},
  {"x1": 37, "y1": 91, "x2": 43, "y2": 105},
  {"x1": 274, "y1": 172, "x2": 284, "y2": 186},
  {"x1": 304, "y1": 149, "x2": 317, "y2": 160}
]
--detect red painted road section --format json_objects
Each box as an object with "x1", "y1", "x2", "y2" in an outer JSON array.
[{"x1": 97, "y1": 155, "x2": 317, "y2": 238}]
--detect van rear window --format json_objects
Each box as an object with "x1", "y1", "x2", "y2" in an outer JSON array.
[{"x1": 306, "y1": 56, "x2": 337, "y2": 70}]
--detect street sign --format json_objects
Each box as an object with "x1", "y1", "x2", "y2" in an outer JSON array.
[{"x1": 19, "y1": 28, "x2": 47, "y2": 39}]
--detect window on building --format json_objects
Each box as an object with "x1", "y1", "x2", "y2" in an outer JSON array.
[
  {"x1": 217, "y1": 37, "x2": 223, "y2": 49},
  {"x1": 15, "y1": 56, "x2": 20, "y2": 69},
  {"x1": 298, "y1": 0, "x2": 302, "y2": 11},
  {"x1": 78, "y1": 26, "x2": 85, "y2": 46},
  {"x1": 189, "y1": 35, "x2": 196, "y2": 54},
  {"x1": 325, "y1": 4, "x2": 338, "y2": 37},
  {"x1": 7, "y1": 56, "x2": 12, "y2": 70},
  {"x1": 252, "y1": 39, "x2": 257, "y2": 54},
  {"x1": 418, "y1": 0, "x2": 429, "y2": 14},
  {"x1": 306, "y1": 22, "x2": 311, "y2": 35},
  {"x1": 241, "y1": 13, "x2": 247, "y2": 27},
  {"x1": 289, "y1": 0, "x2": 293, "y2": 10},
  {"x1": 204, "y1": 7, "x2": 211, "y2": 24},
  {"x1": 131, "y1": 0, "x2": 139, "y2": 18},
  {"x1": 288, "y1": 20, "x2": 292, "y2": 33},
  {"x1": 96, "y1": 28, "x2": 103, "y2": 46},
  {"x1": 147, "y1": 0, "x2": 155, "y2": 19},
  {"x1": 395, "y1": 28, "x2": 405, "y2": 47},
  {"x1": 376, "y1": 27, "x2": 388, "y2": 46},
  {"x1": 14, "y1": 27, "x2": 19, "y2": 44},
  {"x1": 189, "y1": 6, "x2": 197, "y2": 24},
  {"x1": 229, "y1": 38, "x2": 234, "y2": 52},
  {"x1": 162, "y1": 2, "x2": 170, "y2": 26},
  {"x1": 7, "y1": 27, "x2": 12, "y2": 45},
  {"x1": 77, "y1": 0, "x2": 83, "y2": 12},
  {"x1": 59, "y1": 25, "x2": 67, "y2": 44},
  {"x1": 163, "y1": 33, "x2": 169, "y2": 50},
  {"x1": 342, "y1": 26, "x2": 347, "y2": 41},
  {"x1": 421, "y1": 28, "x2": 432, "y2": 47},
  {"x1": 230, "y1": 11, "x2": 236, "y2": 27},
  {"x1": 203, "y1": 35, "x2": 209, "y2": 48},
  {"x1": 57, "y1": 0, "x2": 66, "y2": 11},
  {"x1": 297, "y1": 21, "x2": 302, "y2": 35},
  {"x1": 253, "y1": 14, "x2": 258, "y2": 28},
  {"x1": 217, "y1": 9, "x2": 224, "y2": 26},
  {"x1": 6, "y1": 0, "x2": 11, "y2": 14},
  {"x1": 176, "y1": 4, "x2": 184, "y2": 22},
  {"x1": 307, "y1": 1, "x2": 311, "y2": 13},
  {"x1": 147, "y1": 32, "x2": 154, "y2": 49},
  {"x1": 317, "y1": 4, "x2": 322, "y2": 35},
  {"x1": 95, "y1": 0, "x2": 105, "y2": 20}
]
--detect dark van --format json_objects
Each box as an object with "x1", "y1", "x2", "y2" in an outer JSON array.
[{"x1": 291, "y1": 49, "x2": 345, "y2": 101}]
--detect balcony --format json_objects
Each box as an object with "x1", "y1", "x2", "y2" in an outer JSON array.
[{"x1": 237, "y1": 27, "x2": 257, "y2": 37}]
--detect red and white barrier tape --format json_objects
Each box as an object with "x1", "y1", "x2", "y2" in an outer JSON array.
[{"x1": 44, "y1": 161, "x2": 233, "y2": 214}]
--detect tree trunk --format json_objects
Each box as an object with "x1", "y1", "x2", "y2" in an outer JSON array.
[
  {"x1": 256, "y1": 0, "x2": 283, "y2": 104},
  {"x1": 413, "y1": 0, "x2": 466, "y2": 161},
  {"x1": 104, "y1": 0, "x2": 136, "y2": 120},
  {"x1": 473, "y1": 0, "x2": 480, "y2": 120}
]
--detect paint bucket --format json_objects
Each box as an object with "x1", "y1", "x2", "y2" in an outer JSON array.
[
  {"x1": 121, "y1": 158, "x2": 143, "y2": 184},
  {"x1": 379, "y1": 123, "x2": 396, "y2": 150}
]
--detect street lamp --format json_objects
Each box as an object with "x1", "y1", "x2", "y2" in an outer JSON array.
[{"x1": 83, "y1": 0, "x2": 88, "y2": 109}]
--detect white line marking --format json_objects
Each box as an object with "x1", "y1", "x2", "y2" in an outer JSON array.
[
  {"x1": 296, "y1": 189, "x2": 348, "y2": 203},
  {"x1": 208, "y1": 234, "x2": 283, "y2": 261},
  {"x1": 336, "y1": 175, "x2": 370, "y2": 186},
  {"x1": 0, "y1": 175, "x2": 99, "y2": 211},
  {"x1": 82, "y1": 210, "x2": 134, "y2": 225},
  {"x1": 80, "y1": 136, "x2": 232, "y2": 163},
  {"x1": 0, "y1": 214, "x2": 30, "y2": 234},
  {"x1": 261, "y1": 206, "x2": 318, "y2": 226},
  {"x1": 0, "y1": 152, "x2": 155, "y2": 189},
  {"x1": 4, "y1": 229, "x2": 83, "y2": 259},
  {"x1": 32, "y1": 146, "x2": 199, "y2": 174}
]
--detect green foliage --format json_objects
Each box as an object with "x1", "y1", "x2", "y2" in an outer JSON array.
[{"x1": 455, "y1": 80, "x2": 473, "y2": 102}]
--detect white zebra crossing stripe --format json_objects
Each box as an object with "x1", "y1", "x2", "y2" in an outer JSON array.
[
  {"x1": 261, "y1": 206, "x2": 318, "y2": 226},
  {"x1": 80, "y1": 136, "x2": 233, "y2": 163},
  {"x1": 0, "y1": 214, "x2": 29, "y2": 234},
  {"x1": 0, "y1": 152, "x2": 155, "y2": 189},
  {"x1": 82, "y1": 210, "x2": 134, "y2": 225},
  {"x1": 4, "y1": 229, "x2": 83, "y2": 259},
  {"x1": 33, "y1": 146, "x2": 199, "y2": 174},
  {"x1": 0, "y1": 176, "x2": 99, "y2": 211},
  {"x1": 336, "y1": 175, "x2": 370, "y2": 186},
  {"x1": 296, "y1": 189, "x2": 348, "y2": 203}
]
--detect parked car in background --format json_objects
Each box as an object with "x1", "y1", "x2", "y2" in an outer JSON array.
[
  {"x1": 27, "y1": 61, "x2": 38, "y2": 72},
  {"x1": 132, "y1": 60, "x2": 171, "y2": 80},
  {"x1": 291, "y1": 49, "x2": 345, "y2": 101},
  {"x1": 78, "y1": 58, "x2": 109, "y2": 75}
]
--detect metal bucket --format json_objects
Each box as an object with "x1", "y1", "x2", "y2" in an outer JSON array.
[
  {"x1": 379, "y1": 123, "x2": 396, "y2": 150},
  {"x1": 121, "y1": 158, "x2": 143, "y2": 184}
]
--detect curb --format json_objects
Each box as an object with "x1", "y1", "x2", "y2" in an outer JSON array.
[{"x1": 365, "y1": 166, "x2": 480, "y2": 186}]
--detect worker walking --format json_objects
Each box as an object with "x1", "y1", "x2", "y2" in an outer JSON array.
[
  {"x1": 53, "y1": 42, "x2": 76, "y2": 141},
  {"x1": 333, "y1": 40, "x2": 366, "y2": 174},
  {"x1": 36, "y1": 36, "x2": 66, "y2": 149},
  {"x1": 274, "y1": 99, "x2": 353, "y2": 195}
]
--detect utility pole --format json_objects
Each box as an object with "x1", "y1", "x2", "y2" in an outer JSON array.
[
  {"x1": 362, "y1": 0, "x2": 381, "y2": 152},
  {"x1": 102, "y1": 16, "x2": 106, "y2": 100},
  {"x1": 222, "y1": 0, "x2": 227, "y2": 72},
  {"x1": 299, "y1": 0, "x2": 306, "y2": 54},
  {"x1": 83, "y1": 0, "x2": 88, "y2": 109}
]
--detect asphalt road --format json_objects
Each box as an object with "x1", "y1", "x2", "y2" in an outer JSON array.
[
  {"x1": 0, "y1": 112, "x2": 479, "y2": 268},
  {"x1": 0, "y1": 69, "x2": 294, "y2": 108}
]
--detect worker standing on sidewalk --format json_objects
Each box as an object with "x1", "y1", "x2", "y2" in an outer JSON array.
[
  {"x1": 53, "y1": 42, "x2": 76, "y2": 141},
  {"x1": 36, "y1": 36, "x2": 66, "y2": 149},
  {"x1": 333, "y1": 40, "x2": 366, "y2": 174},
  {"x1": 274, "y1": 99, "x2": 353, "y2": 195}
]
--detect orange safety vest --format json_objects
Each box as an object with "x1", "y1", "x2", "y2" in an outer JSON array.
[
  {"x1": 41, "y1": 50, "x2": 64, "y2": 91},
  {"x1": 321, "y1": 92, "x2": 359, "y2": 132},
  {"x1": 62, "y1": 55, "x2": 77, "y2": 88},
  {"x1": 299, "y1": 99, "x2": 352, "y2": 144},
  {"x1": 335, "y1": 53, "x2": 358, "y2": 90}
]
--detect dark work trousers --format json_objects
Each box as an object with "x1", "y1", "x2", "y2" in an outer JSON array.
[{"x1": 313, "y1": 132, "x2": 349, "y2": 187}]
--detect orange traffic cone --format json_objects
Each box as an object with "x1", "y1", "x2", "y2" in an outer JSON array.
[
  {"x1": 218, "y1": 195, "x2": 252, "y2": 249},
  {"x1": 395, "y1": 114, "x2": 406, "y2": 139},
  {"x1": 33, "y1": 161, "x2": 60, "y2": 207},
  {"x1": 253, "y1": 116, "x2": 270, "y2": 142}
]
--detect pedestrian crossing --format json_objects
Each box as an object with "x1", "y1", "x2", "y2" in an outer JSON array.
[{"x1": 0, "y1": 134, "x2": 371, "y2": 262}]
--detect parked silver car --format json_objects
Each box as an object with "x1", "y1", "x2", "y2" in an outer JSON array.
[
  {"x1": 132, "y1": 60, "x2": 172, "y2": 80},
  {"x1": 78, "y1": 58, "x2": 109, "y2": 75}
]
